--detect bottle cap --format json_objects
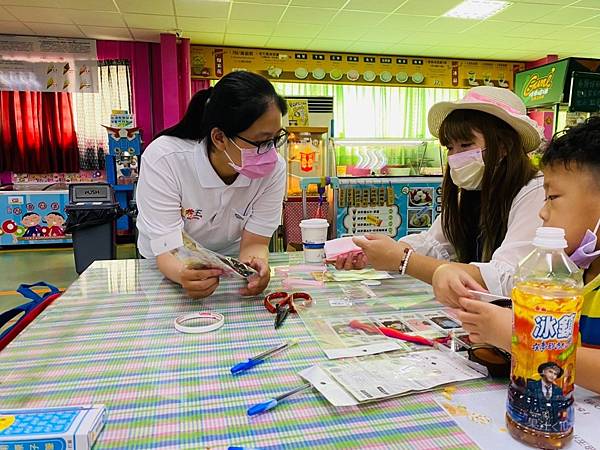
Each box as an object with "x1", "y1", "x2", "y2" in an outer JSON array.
[{"x1": 532, "y1": 227, "x2": 568, "y2": 249}]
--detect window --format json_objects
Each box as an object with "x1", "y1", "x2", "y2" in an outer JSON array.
[{"x1": 273, "y1": 82, "x2": 467, "y2": 138}]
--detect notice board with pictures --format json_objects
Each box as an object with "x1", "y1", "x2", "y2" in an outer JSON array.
[
  {"x1": 0, "y1": 35, "x2": 98, "y2": 93},
  {"x1": 336, "y1": 177, "x2": 443, "y2": 240}
]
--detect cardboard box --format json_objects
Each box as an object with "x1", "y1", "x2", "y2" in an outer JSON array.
[{"x1": 0, "y1": 405, "x2": 106, "y2": 450}]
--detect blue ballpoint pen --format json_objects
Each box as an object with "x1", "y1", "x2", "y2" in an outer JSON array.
[
  {"x1": 230, "y1": 339, "x2": 299, "y2": 375},
  {"x1": 247, "y1": 383, "x2": 312, "y2": 416}
]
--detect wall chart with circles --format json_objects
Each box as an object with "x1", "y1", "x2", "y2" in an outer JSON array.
[
  {"x1": 0, "y1": 190, "x2": 72, "y2": 246},
  {"x1": 336, "y1": 177, "x2": 443, "y2": 240}
]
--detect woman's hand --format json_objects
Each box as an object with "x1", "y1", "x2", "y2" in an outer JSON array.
[
  {"x1": 239, "y1": 257, "x2": 270, "y2": 296},
  {"x1": 342, "y1": 234, "x2": 407, "y2": 272},
  {"x1": 179, "y1": 267, "x2": 223, "y2": 299},
  {"x1": 432, "y1": 264, "x2": 485, "y2": 308}
]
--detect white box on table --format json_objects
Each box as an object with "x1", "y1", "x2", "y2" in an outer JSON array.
[{"x1": 0, "y1": 404, "x2": 106, "y2": 450}]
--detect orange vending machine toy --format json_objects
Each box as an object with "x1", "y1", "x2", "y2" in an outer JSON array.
[
  {"x1": 285, "y1": 127, "x2": 329, "y2": 197},
  {"x1": 282, "y1": 127, "x2": 335, "y2": 248},
  {"x1": 281, "y1": 96, "x2": 335, "y2": 249}
]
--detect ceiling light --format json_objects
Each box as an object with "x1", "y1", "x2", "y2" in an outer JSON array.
[{"x1": 443, "y1": 0, "x2": 511, "y2": 20}]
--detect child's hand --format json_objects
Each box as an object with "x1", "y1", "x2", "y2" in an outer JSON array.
[
  {"x1": 456, "y1": 297, "x2": 512, "y2": 351},
  {"x1": 432, "y1": 264, "x2": 485, "y2": 308},
  {"x1": 239, "y1": 257, "x2": 270, "y2": 296}
]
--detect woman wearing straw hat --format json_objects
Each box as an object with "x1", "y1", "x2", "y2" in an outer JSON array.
[{"x1": 336, "y1": 86, "x2": 544, "y2": 305}]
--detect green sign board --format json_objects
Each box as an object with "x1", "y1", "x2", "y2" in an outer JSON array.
[{"x1": 515, "y1": 59, "x2": 569, "y2": 107}]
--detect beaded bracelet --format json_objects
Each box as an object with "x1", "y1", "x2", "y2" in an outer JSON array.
[
  {"x1": 398, "y1": 247, "x2": 409, "y2": 273},
  {"x1": 400, "y1": 249, "x2": 414, "y2": 275}
]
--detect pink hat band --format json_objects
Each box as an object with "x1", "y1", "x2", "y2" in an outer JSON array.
[{"x1": 461, "y1": 91, "x2": 524, "y2": 116}]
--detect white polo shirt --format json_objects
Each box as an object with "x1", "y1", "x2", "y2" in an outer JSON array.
[{"x1": 136, "y1": 136, "x2": 286, "y2": 258}]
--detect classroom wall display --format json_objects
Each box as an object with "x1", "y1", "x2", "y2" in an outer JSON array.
[
  {"x1": 0, "y1": 35, "x2": 98, "y2": 93},
  {"x1": 336, "y1": 178, "x2": 442, "y2": 239},
  {"x1": 0, "y1": 191, "x2": 71, "y2": 246},
  {"x1": 191, "y1": 45, "x2": 525, "y2": 90}
]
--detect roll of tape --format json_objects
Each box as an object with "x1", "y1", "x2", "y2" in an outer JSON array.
[{"x1": 174, "y1": 312, "x2": 225, "y2": 334}]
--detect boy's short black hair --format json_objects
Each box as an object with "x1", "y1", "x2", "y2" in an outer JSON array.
[
  {"x1": 22, "y1": 212, "x2": 40, "y2": 219},
  {"x1": 541, "y1": 116, "x2": 600, "y2": 176},
  {"x1": 46, "y1": 212, "x2": 64, "y2": 219}
]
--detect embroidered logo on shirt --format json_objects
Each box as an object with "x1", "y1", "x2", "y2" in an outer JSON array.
[{"x1": 181, "y1": 207, "x2": 203, "y2": 220}]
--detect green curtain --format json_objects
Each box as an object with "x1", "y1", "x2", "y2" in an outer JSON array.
[{"x1": 273, "y1": 82, "x2": 466, "y2": 139}]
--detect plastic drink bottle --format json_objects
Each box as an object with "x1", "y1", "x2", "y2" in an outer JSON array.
[{"x1": 506, "y1": 227, "x2": 584, "y2": 448}]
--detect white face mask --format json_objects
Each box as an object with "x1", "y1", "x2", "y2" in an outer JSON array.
[{"x1": 447, "y1": 147, "x2": 485, "y2": 190}]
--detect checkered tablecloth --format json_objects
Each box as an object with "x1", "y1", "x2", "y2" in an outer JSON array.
[{"x1": 0, "y1": 255, "x2": 505, "y2": 449}]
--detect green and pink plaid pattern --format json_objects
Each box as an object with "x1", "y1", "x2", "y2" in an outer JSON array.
[{"x1": 0, "y1": 257, "x2": 504, "y2": 449}]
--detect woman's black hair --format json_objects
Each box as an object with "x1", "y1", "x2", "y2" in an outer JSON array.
[{"x1": 156, "y1": 71, "x2": 287, "y2": 146}]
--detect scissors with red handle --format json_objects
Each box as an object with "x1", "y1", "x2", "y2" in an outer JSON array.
[{"x1": 264, "y1": 292, "x2": 312, "y2": 329}]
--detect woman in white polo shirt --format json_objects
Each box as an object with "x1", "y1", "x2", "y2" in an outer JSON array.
[{"x1": 136, "y1": 71, "x2": 288, "y2": 299}]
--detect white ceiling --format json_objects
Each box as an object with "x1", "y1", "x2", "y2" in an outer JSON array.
[{"x1": 1, "y1": 0, "x2": 600, "y2": 61}]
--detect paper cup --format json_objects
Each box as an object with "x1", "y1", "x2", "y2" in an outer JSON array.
[{"x1": 300, "y1": 219, "x2": 329, "y2": 263}]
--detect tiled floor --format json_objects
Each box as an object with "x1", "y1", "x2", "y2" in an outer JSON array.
[{"x1": 0, "y1": 244, "x2": 137, "y2": 313}]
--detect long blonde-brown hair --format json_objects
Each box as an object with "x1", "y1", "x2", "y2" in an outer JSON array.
[{"x1": 439, "y1": 109, "x2": 537, "y2": 263}]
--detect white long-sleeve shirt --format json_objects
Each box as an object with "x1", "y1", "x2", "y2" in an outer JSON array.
[{"x1": 400, "y1": 174, "x2": 545, "y2": 297}]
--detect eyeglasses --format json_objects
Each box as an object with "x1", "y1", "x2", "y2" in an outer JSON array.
[{"x1": 235, "y1": 130, "x2": 289, "y2": 155}]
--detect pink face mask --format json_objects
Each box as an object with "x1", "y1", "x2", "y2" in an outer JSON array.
[
  {"x1": 570, "y1": 218, "x2": 600, "y2": 269},
  {"x1": 225, "y1": 139, "x2": 278, "y2": 179}
]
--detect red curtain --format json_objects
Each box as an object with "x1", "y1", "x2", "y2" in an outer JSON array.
[{"x1": 0, "y1": 91, "x2": 80, "y2": 173}]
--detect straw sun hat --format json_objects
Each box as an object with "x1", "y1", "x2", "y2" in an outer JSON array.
[{"x1": 428, "y1": 86, "x2": 543, "y2": 153}]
